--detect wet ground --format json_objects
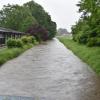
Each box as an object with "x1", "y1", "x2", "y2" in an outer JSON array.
[
  {"x1": 0, "y1": 38, "x2": 100, "y2": 100},
  {"x1": 0, "y1": 95, "x2": 34, "y2": 100}
]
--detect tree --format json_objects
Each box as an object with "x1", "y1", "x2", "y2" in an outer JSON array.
[
  {"x1": 0, "y1": 4, "x2": 37, "y2": 32},
  {"x1": 72, "y1": 0, "x2": 100, "y2": 46},
  {"x1": 27, "y1": 25, "x2": 49, "y2": 42},
  {"x1": 0, "y1": 1, "x2": 57, "y2": 41},
  {"x1": 24, "y1": 0, "x2": 57, "y2": 39}
]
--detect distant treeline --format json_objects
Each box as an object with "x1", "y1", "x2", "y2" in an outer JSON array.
[
  {"x1": 57, "y1": 28, "x2": 70, "y2": 36},
  {"x1": 0, "y1": 0, "x2": 57, "y2": 41},
  {"x1": 71, "y1": 0, "x2": 100, "y2": 47}
]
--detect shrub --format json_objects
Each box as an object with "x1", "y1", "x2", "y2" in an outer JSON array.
[
  {"x1": 21, "y1": 36, "x2": 36, "y2": 44},
  {"x1": 7, "y1": 38, "x2": 23, "y2": 48},
  {"x1": 34, "y1": 39, "x2": 39, "y2": 45},
  {"x1": 96, "y1": 38, "x2": 100, "y2": 46},
  {"x1": 78, "y1": 34, "x2": 88, "y2": 44},
  {"x1": 87, "y1": 37, "x2": 100, "y2": 47},
  {"x1": 7, "y1": 39, "x2": 17, "y2": 48},
  {"x1": 27, "y1": 36, "x2": 36, "y2": 44},
  {"x1": 21, "y1": 36, "x2": 29, "y2": 44},
  {"x1": 15, "y1": 39, "x2": 23, "y2": 48},
  {"x1": 87, "y1": 38, "x2": 97, "y2": 47}
]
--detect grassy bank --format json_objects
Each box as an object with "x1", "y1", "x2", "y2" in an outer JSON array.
[
  {"x1": 0, "y1": 45, "x2": 33, "y2": 66},
  {"x1": 58, "y1": 37, "x2": 100, "y2": 75}
]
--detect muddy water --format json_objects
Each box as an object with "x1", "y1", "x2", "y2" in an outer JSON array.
[{"x1": 0, "y1": 38, "x2": 100, "y2": 100}]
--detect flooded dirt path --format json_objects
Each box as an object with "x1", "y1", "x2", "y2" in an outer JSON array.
[{"x1": 0, "y1": 38, "x2": 100, "y2": 100}]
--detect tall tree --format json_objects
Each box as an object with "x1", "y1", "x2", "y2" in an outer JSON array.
[
  {"x1": 0, "y1": 4, "x2": 37, "y2": 32},
  {"x1": 72, "y1": 0, "x2": 100, "y2": 46},
  {"x1": 0, "y1": 1, "x2": 57, "y2": 40},
  {"x1": 24, "y1": 0, "x2": 57, "y2": 39}
]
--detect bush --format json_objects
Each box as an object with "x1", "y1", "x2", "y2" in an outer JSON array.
[
  {"x1": 21, "y1": 36, "x2": 36, "y2": 44},
  {"x1": 78, "y1": 34, "x2": 88, "y2": 44},
  {"x1": 96, "y1": 38, "x2": 100, "y2": 46},
  {"x1": 7, "y1": 39, "x2": 17, "y2": 48},
  {"x1": 7, "y1": 36, "x2": 37, "y2": 48},
  {"x1": 87, "y1": 37, "x2": 100, "y2": 47},
  {"x1": 21, "y1": 36, "x2": 29, "y2": 44},
  {"x1": 15, "y1": 39, "x2": 23, "y2": 48},
  {"x1": 7, "y1": 38, "x2": 23, "y2": 48},
  {"x1": 27, "y1": 36, "x2": 36, "y2": 44},
  {"x1": 87, "y1": 38, "x2": 97, "y2": 47}
]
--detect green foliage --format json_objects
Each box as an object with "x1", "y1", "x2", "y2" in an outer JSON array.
[
  {"x1": 0, "y1": 45, "x2": 33, "y2": 65},
  {"x1": 87, "y1": 37, "x2": 100, "y2": 47},
  {"x1": 24, "y1": 0, "x2": 57, "y2": 39},
  {"x1": 0, "y1": 1, "x2": 57, "y2": 39},
  {"x1": 58, "y1": 37, "x2": 100, "y2": 75},
  {"x1": 96, "y1": 38, "x2": 100, "y2": 46},
  {"x1": 0, "y1": 35, "x2": 37, "y2": 65},
  {"x1": 72, "y1": 0, "x2": 100, "y2": 47},
  {"x1": 0, "y1": 4, "x2": 37, "y2": 32},
  {"x1": 21, "y1": 36, "x2": 36, "y2": 44},
  {"x1": 20, "y1": 16, "x2": 37, "y2": 32},
  {"x1": 15, "y1": 39, "x2": 23, "y2": 48},
  {"x1": 7, "y1": 38, "x2": 23, "y2": 48},
  {"x1": 21, "y1": 36, "x2": 29, "y2": 44},
  {"x1": 7, "y1": 39, "x2": 17, "y2": 48},
  {"x1": 27, "y1": 36, "x2": 36, "y2": 44},
  {"x1": 87, "y1": 38, "x2": 97, "y2": 47}
]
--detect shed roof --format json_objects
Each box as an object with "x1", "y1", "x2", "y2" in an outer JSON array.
[{"x1": 0, "y1": 27, "x2": 25, "y2": 34}]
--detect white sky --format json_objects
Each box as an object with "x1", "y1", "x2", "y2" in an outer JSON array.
[{"x1": 0, "y1": 0, "x2": 80, "y2": 31}]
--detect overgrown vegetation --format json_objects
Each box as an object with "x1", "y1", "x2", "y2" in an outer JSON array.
[
  {"x1": 0, "y1": 45, "x2": 32, "y2": 66},
  {"x1": 21, "y1": 36, "x2": 36, "y2": 44},
  {"x1": 0, "y1": 0, "x2": 55, "y2": 65},
  {"x1": 71, "y1": 0, "x2": 100, "y2": 47},
  {"x1": 58, "y1": 37, "x2": 100, "y2": 75},
  {"x1": 24, "y1": 1, "x2": 57, "y2": 39},
  {"x1": 7, "y1": 39, "x2": 23, "y2": 48},
  {"x1": 6, "y1": 36, "x2": 37, "y2": 48},
  {"x1": 0, "y1": 36, "x2": 38, "y2": 65},
  {"x1": 0, "y1": 0, "x2": 57, "y2": 41}
]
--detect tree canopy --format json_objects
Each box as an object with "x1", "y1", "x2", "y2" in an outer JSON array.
[
  {"x1": 24, "y1": 1, "x2": 57, "y2": 39},
  {"x1": 0, "y1": 0, "x2": 57, "y2": 40},
  {"x1": 71, "y1": 0, "x2": 100, "y2": 46},
  {"x1": 0, "y1": 4, "x2": 37, "y2": 31}
]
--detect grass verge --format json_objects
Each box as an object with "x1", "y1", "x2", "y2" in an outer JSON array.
[
  {"x1": 0, "y1": 44, "x2": 33, "y2": 66},
  {"x1": 58, "y1": 37, "x2": 100, "y2": 75}
]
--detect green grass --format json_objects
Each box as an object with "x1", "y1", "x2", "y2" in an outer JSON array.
[
  {"x1": 58, "y1": 37, "x2": 100, "y2": 75},
  {"x1": 0, "y1": 44, "x2": 33, "y2": 66}
]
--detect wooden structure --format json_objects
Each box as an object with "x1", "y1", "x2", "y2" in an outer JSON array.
[{"x1": 0, "y1": 27, "x2": 25, "y2": 46}]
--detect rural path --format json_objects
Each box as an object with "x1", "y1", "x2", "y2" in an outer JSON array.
[{"x1": 0, "y1": 38, "x2": 100, "y2": 100}]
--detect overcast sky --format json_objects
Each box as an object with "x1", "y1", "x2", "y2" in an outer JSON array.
[{"x1": 0, "y1": 0, "x2": 80, "y2": 31}]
